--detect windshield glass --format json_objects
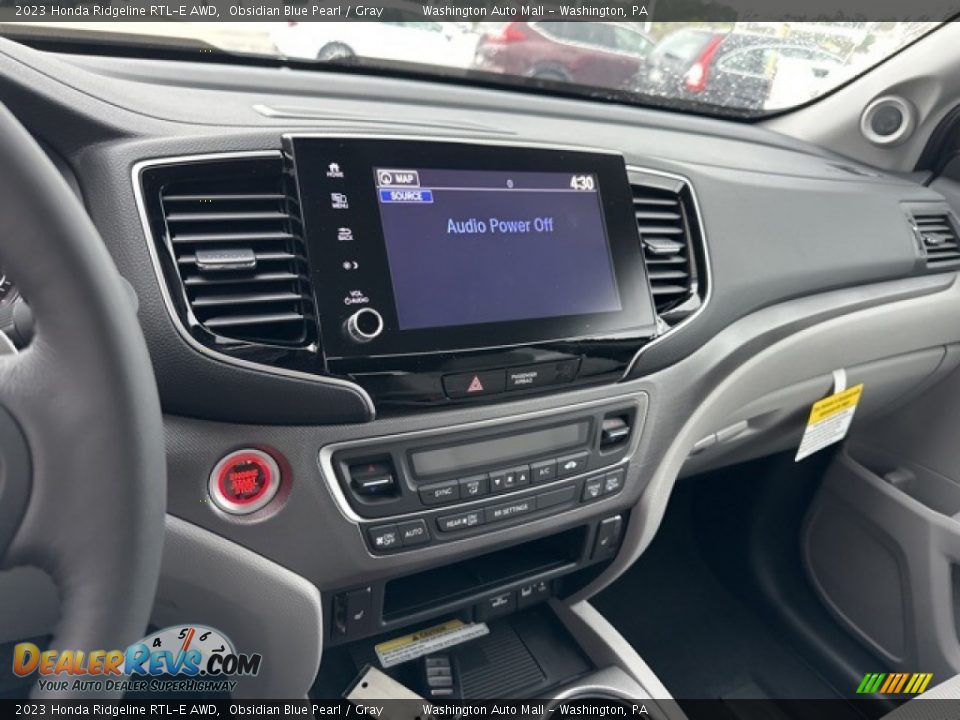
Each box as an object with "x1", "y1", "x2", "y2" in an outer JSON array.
[{"x1": 0, "y1": 20, "x2": 939, "y2": 115}]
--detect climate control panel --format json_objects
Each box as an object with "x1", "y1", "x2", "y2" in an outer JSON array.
[{"x1": 317, "y1": 400, "x2": 645, "y2": 554}]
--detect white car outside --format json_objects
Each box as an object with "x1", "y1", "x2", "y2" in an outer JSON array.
[{"x1": 270, "y1": 21, "x2": 479, "y2": 69}]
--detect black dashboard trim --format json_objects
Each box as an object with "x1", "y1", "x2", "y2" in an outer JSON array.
[
  {"x1": 624, "y1": 166, "x2": 712, "y2": 376},
  {"x1": 132, "y1": 141, "x2": 713, "y2": 413},
  {"x1": 131, "y1": 150, "x2": 378, "y2": 415}
]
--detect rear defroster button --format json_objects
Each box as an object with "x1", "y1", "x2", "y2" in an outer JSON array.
[{"x1": 209, "y1": 448, "x2": 281, "y2": 515}]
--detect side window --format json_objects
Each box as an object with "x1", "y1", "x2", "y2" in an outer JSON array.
[
  {"x1": 537, "y1": 22, "x2": 576, "y2": 42},
  {"x1": 653, "y1": 31, "x2": 713, "y2": 62},
  {"x1": 545, "y1": 22, "x2": 616, "y2": 49},
  {"x1": 778, "y1": 46, "x2": 814, "y2": 60},
  {"x1": 413, "y1": 22, "x2": 444, "y2": 33},
  {"x1": 585, "y1": 23, "x2": 617, "y2": 49},
  {"x1": 716, "y1": 47, "x2": 777, "y2": 79},
  {"x1": 613, "y1": 26, "x2": 652, "y2": 55}
]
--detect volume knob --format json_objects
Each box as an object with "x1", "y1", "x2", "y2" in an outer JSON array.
[{"x1": 345, "y1": 308, "x2": 384, "y2": 343}]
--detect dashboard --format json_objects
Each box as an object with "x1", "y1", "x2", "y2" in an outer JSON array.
[
  {"x1": 3, "y1": 34, "x2": 960, "y2": 693},
  {"x1": 139, "y1": 137, "x2": 674, "y2": 410}
]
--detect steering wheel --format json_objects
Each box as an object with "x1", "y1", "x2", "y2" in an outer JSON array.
[{"x1": 0, "y1": 103, "x2": 166, "y2": 698}]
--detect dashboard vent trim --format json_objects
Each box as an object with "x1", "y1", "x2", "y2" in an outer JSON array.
[
  {"x1": 908, "y1": 208, "x2": 960, "y2": 267},
  {"x1": 630, "y1": 176, "x2": 704, "y2": 326},
  {"x1": 154, "y1": 159, "x2": 316, "y2": 347}
]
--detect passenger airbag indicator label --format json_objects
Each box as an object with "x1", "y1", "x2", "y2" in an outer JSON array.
[
  {"x1": 795, "y1": 384, "x2": 864, "y2": 461},
  {"x1": 374, "y1": 620, "x2": 488, "y2": 668}
]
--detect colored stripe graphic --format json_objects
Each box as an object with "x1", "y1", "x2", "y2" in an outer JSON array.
[
  {"x1": 893, "y1": 673, "x2": 909, "y2": 693},
  {"x1": 879, "y1": 674, "x2": 896, "y2": 693},
  {"x1": 857, "y1": 673, "x2": 885, "y2": 694},
  {"x1": 857, "y1": 672, "x2": 933, "y2": 694}
]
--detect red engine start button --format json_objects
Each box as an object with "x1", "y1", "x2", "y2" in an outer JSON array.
[{"x1": 208, "y1": 449, "x2": 281, "y2": 515}]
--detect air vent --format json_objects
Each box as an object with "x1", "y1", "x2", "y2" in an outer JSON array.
[
  {"x1": 155, "y1": 160, "x2": 315, "y2": 346},
  {"x1": 910, "y1": 209, "x2": 960, "y2": 267},
  {"x1": 631, "y1": 179, "x2": 704, "y2": 325}
]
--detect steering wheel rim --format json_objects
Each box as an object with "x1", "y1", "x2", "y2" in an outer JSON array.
[{"x1": 0, "y1": 102, "x2": 166, "y2": 698}]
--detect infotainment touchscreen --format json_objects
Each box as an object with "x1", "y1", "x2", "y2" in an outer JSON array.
[
  {"x1": 285, "y1": 137, "x2": 656, "y2": 360},
  {"x1": 375, "y1": 168, "x2": 621, "y2": 331}
]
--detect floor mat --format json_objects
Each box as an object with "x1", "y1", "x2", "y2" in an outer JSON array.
[{"x1": 593, "y1": 479, "x2": 846, "y2": 702}]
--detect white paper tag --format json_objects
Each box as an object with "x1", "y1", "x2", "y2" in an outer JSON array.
[{"x1": 374, "y1": 619, "x2": 489, "y2": 669}]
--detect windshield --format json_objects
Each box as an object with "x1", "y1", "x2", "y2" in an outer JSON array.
[{"x1": 0, "y1": 20, "x2": 940, "y2": 115}]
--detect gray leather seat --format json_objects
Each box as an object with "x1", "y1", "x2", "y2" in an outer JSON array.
[{"x1": 884, "y1": 674, "x2": 960, "y2": 719}]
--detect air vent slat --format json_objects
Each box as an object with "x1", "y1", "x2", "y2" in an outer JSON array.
[
  {"x1": 634, "y1": 211, "x2": 682, "y2": 222},
  {"x1": 643, "y1": 237, "x2": 685, "y2": 255},
  {"x1": 170, "y1": 231, "x2": 296, "y2": 245},
  {"x1": 156, "y1": 163, "x2": 315, "y2": 346},
  {"x1": 166, "y1": 211, "x2": 288, "y2": 223},
  {"x1": 182, "y1": 271, "x2": 300, "y2": 287},
  {"x1": 634, "y1": 225, "x2": 685, "y2": 235},
  {"x1": 633, "y1": 180, "x2": 702, "y2": 324},
  {"x1": 647, "y1": 269, "x2": 690, "y2": 281},
  {"x1": 177, "y1": 251, "x2": 299, "y2": 266},
  {"x1": 644, "y1": 256, "x2": 688, "y2": 266},
  {"x1": 632, "y1": 197, "x2": 679, "y2": 207},
  {"x1": 191, "y1": 291, "x2": 304, "y2": 308},
  {"x1": 651, "y1": 284, "x2": 690, "y2": 296},
  {"x1": 204, "y1": 312, "x2": 305, "y2": 329},
  {"x1": 163, "y1": 193, "x2": 285, "y2": 203}
]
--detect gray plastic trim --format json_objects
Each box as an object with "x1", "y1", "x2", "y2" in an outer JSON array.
[
  {"x1": 550, "y1": 666, "x2": 652, "y2": 702},
  {"x1": 803, "y1": 445, "x2": 960, "y2": 679},
  {"x1": 0, "y1": 330, "x2": 17, "y2": 356},
  {"x1": 552, "y1": 599, "x2": 675, "y2": 700},
  {"x1": 569, "y1": 273, "x2": 960, "y2": 605},
  {"x1": 154, "y1": 515, "x2": 323, "y2": 699}
]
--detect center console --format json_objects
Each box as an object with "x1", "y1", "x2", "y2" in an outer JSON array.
[
  {"x1": 317, "y1": 395, "x2": 645, "y2": 648},
  {"x1": 137, "y1": 137, "x2": 686, "y2": 688}
]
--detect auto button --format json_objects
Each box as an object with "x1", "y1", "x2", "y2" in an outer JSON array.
[{"x1": 397, "y1": 519, "x2": 431, "y2": 547}]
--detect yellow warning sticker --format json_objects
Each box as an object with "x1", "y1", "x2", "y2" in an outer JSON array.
[
  {"x1": 795, "y1": 384, "x2": 864, "y2": 461},
  {"x1": 374, "y1": 619, "x2": 489, "y2": 668}
]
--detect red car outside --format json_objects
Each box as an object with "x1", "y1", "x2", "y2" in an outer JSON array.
[{"x1": 473, "y1": 22, "x2": 655, "y2": 90}]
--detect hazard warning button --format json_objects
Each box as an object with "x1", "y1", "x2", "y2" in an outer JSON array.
[{"x1": 442, "y1": 369, "x2": 506, "y2": 399}]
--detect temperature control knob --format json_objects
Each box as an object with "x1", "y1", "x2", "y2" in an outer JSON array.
[{"x1": 345, "y1": 308, "x2": 384, "y2": 343}]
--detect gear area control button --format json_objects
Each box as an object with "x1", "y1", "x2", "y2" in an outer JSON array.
[{"x1": 208, "y1": 448, "x2": 281, "y2": 515}]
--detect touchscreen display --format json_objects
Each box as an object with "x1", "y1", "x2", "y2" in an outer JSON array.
[
  {"x1": 374, "y1": 168, "x2": 621, "y2": 331},
  {"x1": 286, "y1": 137, "x2": 656, "y2": 360}
]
